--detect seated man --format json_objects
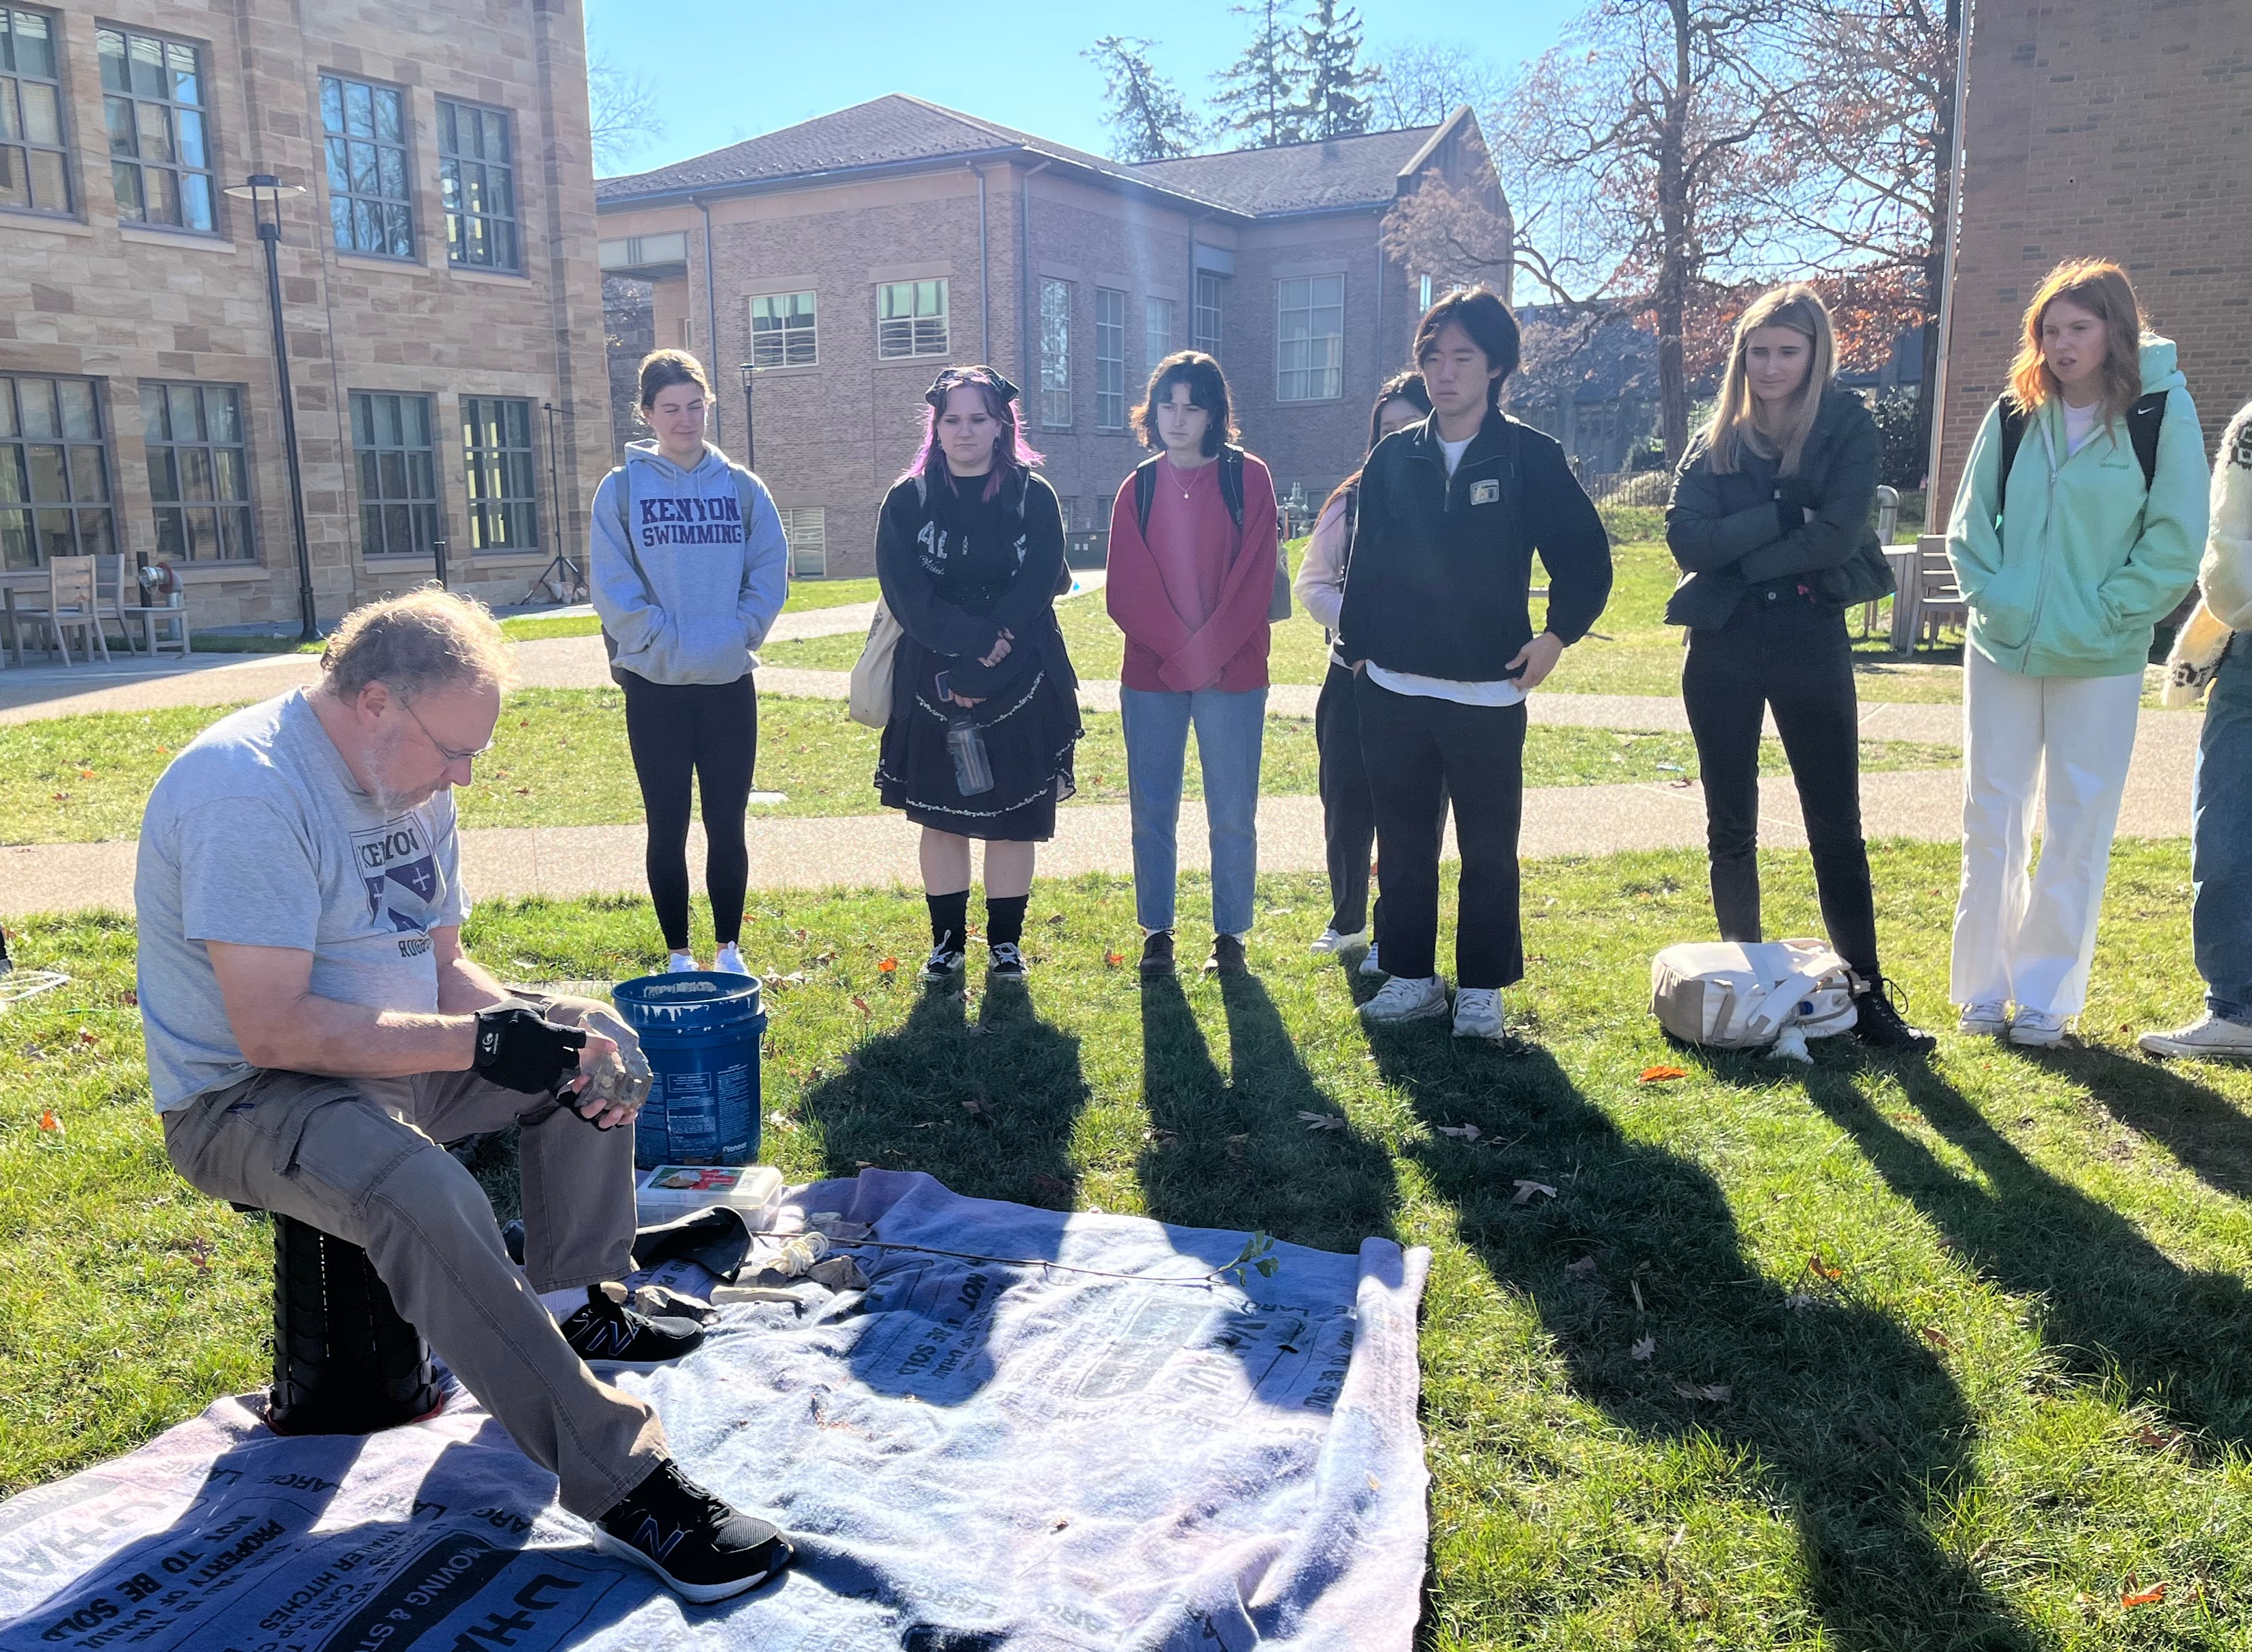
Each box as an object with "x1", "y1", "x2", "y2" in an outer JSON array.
[{"x1": 134, "y1": 589, "x2": 791, "y2": 1603}]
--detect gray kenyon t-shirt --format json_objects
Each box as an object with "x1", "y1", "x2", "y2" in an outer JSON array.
[{"x1": 135, "y1": 689, "x2": 469, "y2": 1112}]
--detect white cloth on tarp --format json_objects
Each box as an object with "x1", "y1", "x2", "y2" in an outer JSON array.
[{"x1": 0, "y1": 1170, "x2": 1431, "y2": 1652}]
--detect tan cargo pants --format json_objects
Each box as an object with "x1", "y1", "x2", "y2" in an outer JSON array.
[{"x1": 161, "y1": 1063, "x2": 667, "y2": 1518}]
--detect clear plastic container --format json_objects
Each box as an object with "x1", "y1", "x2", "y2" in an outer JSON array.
[
  {"x1": 634, "y1": 1163, "x2": 785, "y2": 1229},
  {"x1": 946, "y1": 715, "x2": 994, "y2": 796}
]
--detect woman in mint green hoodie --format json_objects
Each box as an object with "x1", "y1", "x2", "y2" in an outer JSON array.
[{"x1": 1944, "y1": 260, "x2": 2209, "y2": 1046}]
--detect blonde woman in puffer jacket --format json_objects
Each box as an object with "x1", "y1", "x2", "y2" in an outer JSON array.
[{"x1": 2141, "y1": 400, "x2": 2252, "y2": 1059}]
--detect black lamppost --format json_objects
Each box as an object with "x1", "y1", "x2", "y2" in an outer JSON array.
[
  {"x1": 736, "y1": 360, "x2": 758, "y2": 471},
  {"x1": 223, "y1": 173, "x2": 318, "y2": 641}
]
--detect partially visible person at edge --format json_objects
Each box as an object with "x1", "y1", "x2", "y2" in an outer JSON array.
[
  {"x1": 874, "y1": 366, "x2": 1080, "y2": 983},
  {"x1": 1664, "y1": 284, "x2": 1933, "y2": 1050},
  {"x1": 1338, "y1": 287, "x2": 1613, "y2": 1042},
  {"x1": 1105, "y1": 351, "x2": 1281, "y2": 979},
  {"x1": 1293, "y1": 368, "x2": 1444, "y2": 976},
  {"x1": 2142, "y1": 398, "x2": 2252, "y2": 1059},
  {"x1": 588, "y1": 349, "x2": 787, "y2": 975},
  {"x1": 134, "y1": 591, "x2": 792, "y2": 1603},
  {"x1": 1945, "y1": 258, "x2": 2208, "y2": 1046}
]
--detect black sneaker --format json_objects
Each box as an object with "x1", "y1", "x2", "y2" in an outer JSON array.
[
  {"x1": 1203, "y1": 935, "x2": 1248, "y2": 977},
  {"x1": 560, "y1": 1282, "x2": 706, "y2": 1372},
  {"x1": 920, "y1": 945, "x2": 965, "y2": 984},
  {"x1": 1851, "y1": 976, "x2": 1936, "y2": 1053},
  {"x1": 1139, "y1": 932, "x2": 1176, "y2": 978},
  {"x1": 592, "y1": 1458, "x2": 792, "y2": 1603},
  {"x1": 989, "y1": 941, "x2": 1027, "y2": 979}
]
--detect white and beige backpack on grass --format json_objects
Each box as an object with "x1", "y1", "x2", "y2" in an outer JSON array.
[{"x1": 1650, "y1": 940, "x2": 1859, "y2": 1051}]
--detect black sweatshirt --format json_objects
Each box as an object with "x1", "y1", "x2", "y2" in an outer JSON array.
[
  {"x1": 1337, "y1": 409, "x2": 1613, "y2": 681},
  {"x1": 874, "y1": 468, "x2": 1067, "y2": 699}
]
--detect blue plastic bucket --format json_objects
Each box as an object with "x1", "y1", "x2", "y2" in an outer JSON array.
[{"x1": 611, "y1": 971, "x2": 765, "y2": 1169}]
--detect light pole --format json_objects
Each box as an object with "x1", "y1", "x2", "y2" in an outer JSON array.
[
  {"x1": 736, "y1": 360, "x2": 758, "y2": 471},
  {"x1": 223, "y1": 173, "x2": 317, "y2": 641}
]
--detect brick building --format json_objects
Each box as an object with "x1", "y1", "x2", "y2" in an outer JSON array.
[
  {"x1": 595, "y1": 96, "x2": 1503, "y2": 578},
  {"x1": 1931, "y1": 0, "x2": 2252, "y2": 506},
  {"x1": 1, "y1": 0, "x2": 611, "y2": 632}
]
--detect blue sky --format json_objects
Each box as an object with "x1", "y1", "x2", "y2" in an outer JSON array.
[{"x1": 582, "y1": 0, "x2": 1580, "y2": 178}]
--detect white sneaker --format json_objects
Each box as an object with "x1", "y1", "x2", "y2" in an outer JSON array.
[
  {"x1": 712, "y1": 943, "x2": 751, "y2": 976},
  {"x1": 1358, "y1": 943, "x2": 1387, "y2": 977},
  {"x1": 1452, "y1": 987, "x2": 1507, "y2": 1042},
  {"x1": 1311, "y1": 926, "x2": 1369, "y2": 956},
  {"x1": 2138, "y1": 1013, "x2": 2252, "y2": 1060},
  {"x1": 665, "y1": 951, "x2": 699, "y2": 973},
  {"x1": 2008, "y1": 1009, "x2": 2067, "y2": 1048},
  {"x1": 1360, "y1": 974, "x2": 1448, "y2": 1024},
  {"x1": 1957, "y1": 1001, "x2": 2009, "y2": 1035}
]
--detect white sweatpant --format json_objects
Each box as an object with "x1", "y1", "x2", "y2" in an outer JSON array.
[{"x1": 1951, "y1": 649, "x2": 2143, "y2": 1016}]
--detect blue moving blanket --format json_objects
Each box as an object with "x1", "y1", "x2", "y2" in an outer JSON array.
[{"x1": 0, "y1": 1170, "x2": 1432, "y2": 1650}]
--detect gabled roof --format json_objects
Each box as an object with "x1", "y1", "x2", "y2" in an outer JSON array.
[{"x1": 1125, "y1": 124, "x2": 1445, "y2": 217}]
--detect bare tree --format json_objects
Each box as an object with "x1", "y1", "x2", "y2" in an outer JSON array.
[
  {"x1": 1367, "y1": 38, "x2": 1504, "y2": 131},
  {"x1": 588, "y1": 51, "x2": 665, "y2": 173},
  {"x1": 1084, "y1": 36, "x2": 1205, "y2": 161}
]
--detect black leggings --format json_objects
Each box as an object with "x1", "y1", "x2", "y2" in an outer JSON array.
[{"x1": 620, "y1": 671, "x2": 758, "y2": 950}]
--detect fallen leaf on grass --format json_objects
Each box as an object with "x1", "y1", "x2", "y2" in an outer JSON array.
[
  {"x1": 1920, "y1": 1326, "x2": 1953, "y2": 1351},
  {"x1": 37, "y1": 1109, "x2": 62, "y2": 1133},
  {"x1": 1638, "y1": 1066, "x2": 1688, "y2": 1084},
  {"x1": 1564, "y1": 1256, "x2": 1597, "y2": 1277},
  {"x1": 1298, "y1": 1111, "x2": 1345, "y2": 1132},
  {"x1": 1806, "y1": 1253, "x2": 1844, "y2": 1282},
  {"x1": 2121, "y1": 1583, "x2": 2168, "y2": 1609},
  {"x1": 851, "y1": 996, "x2": 874, "y2": 1018},
  {"x1": 1511, "y1": 1180, "x2": 1557, "y2": 1206},
  {"x1": 959, "y1": 1096, "x2": 991, "y2": 1121},
  {"x1": 1104, "y1": 949, "x2": 1125, "y2": 969},
  {"x1": 1672, "y1": 1381, "x2": 1731, "y2": 1402},
  {"x1": 77, "y1": 1029, "x2": 98, "y2": 1046},
  {"x1": 2132, "y1": 1424, "x2": 2184, "y2": 1454},
  {"x1": 877, "y1": 957, "x2": 898, "y2": 975},
  {"x1": 1630, "y1": 1336, "x2": 1656, "y2": 1362},
  {"x1": 1436, "y1": 1122, "x2": 1482, "y2": 1141}
]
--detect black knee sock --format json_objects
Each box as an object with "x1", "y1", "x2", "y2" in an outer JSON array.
[
  {"x1": 986, "y1": 894, "x2": 1028, "y2": 949},
  {"x1": 927, "y1": 889, "x2": 970, "y2": 953}
]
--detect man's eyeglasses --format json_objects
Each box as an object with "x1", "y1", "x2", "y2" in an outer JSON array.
[{"x1": 401, "y1": 697, "x2": 495, "y2": 765}]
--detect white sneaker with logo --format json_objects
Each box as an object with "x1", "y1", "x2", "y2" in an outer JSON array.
[
  {"x1": 712, "y1": 943, "x2": 751, "y2": 976},
  {"x1": 1360, "y1": 974, "x2": 1449, "y2": 1024},
  {"x1": 2137, "y1": 1013, "x2": 2252, "y2": 1060},
  {"x1": 665, "y1": 951, "x2": 699, "y2": 974},
  {"x1": 1311, "y1": 926, "x2": 1369, "y2": 956},
  {"x1": 2008, "y1": 1009, "x2": 2067, "y2": 1048},
  {"x1": 1451, "y1": 987, "x2": 1507, "y2": 1042},
  {"x1": 1957, "y1": 1001, "x2": 2008, "y2": 1035},
  {"x1": 1358, "y1": 943, "x2": 1386, "y2": 977}
]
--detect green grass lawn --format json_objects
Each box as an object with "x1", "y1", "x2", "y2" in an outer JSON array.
[
  {"x1": 759, "y1": 541, "x2": 1975, "y2": 703},
  {"x1": 10, "y1": 839, "x2": 2252, "y2": 1646},
  {"x1": 0, "y1": 689, "x2": 1955, "y2": 845}
]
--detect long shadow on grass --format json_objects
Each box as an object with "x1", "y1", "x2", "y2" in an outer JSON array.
[
  {"x1": 2035, "y1": 1044, "x2": 2252, "y2": 1206},
  {"x1": 798, "y1": 981, "x2": 1093, "y2": 1209},
  {"x1": 1367, "y1": 1027, "x2": 2025, "y2": 1649},
  {"x1": 1807, "y1": 1058, "x2": 2252, "y2": 1448},
  {"x1": 1133, "y1": 974, "x2": 1399, "y2": 1253}
]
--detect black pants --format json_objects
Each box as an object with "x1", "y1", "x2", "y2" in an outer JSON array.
[
  {"x1": 1681, "y1": 593, "x2": 1880, "y2": 977},
  {"x1": 1354, "y1": 674, "x2": 1526, "y2": 990},
  {"x1": 620, "y1": 671, "x2": 758, "y2": 951},
  {"x1": 1315, "y1": 659, "x2": 1449, "y2": 940}
]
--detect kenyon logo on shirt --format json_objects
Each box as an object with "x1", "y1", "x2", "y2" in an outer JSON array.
[{"x1": 639, "y1": 493, "x2": 745, "y2": 549}]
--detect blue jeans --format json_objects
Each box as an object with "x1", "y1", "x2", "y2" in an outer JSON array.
[
  {"x1": 1120, "y1": 685, "x2": 1267, "y2": 936},
  {"x1": 2195, "y1": 634, "x2": 2252, "y2": 1024}
]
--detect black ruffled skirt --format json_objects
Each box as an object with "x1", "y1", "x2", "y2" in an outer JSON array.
[{"x1": 876, "y1": 634, "x2": 1082, "y2": 841}]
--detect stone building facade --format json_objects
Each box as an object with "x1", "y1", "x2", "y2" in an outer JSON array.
[
  {"x1": 1, "y1": 0, "x2": 611, "y2": 632},
  {"x1": 595, "y1": 97, "x2": 1503, "y2": 578},
  {"x1": 1931, "y1": 0, "x2": 2252, "y2": 507}
]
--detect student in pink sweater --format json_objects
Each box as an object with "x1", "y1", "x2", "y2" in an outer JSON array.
[{"x1": 1104, "y1": 351, "x2": 1280, "y2": 978}]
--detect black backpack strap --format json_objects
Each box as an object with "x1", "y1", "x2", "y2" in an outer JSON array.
[
  {"x1": 2126, "y1": 390, "x2": 2167, "y2": 491},
  {"x1": 1994, "y1": 398, "x2": 2028, "y2": 547},
  {"x1": 1218, "y1": 445, "x2": 1246, "y2": 530},
  {"x1": 1132, "y1": 458, "x2": 1159, "y2": 537}
]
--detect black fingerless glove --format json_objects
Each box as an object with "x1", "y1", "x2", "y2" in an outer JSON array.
[
  {"x1": 1773, "y1": 478, "x2": 1820, "y2": 536},
  {"x1": 472, "y1": 1007, "x2": 586, "y2": 1096}
]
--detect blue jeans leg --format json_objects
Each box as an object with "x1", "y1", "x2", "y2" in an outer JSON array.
[
  {"x1": 1121, "y1": 686, "x2": 1192, "y2": 934},
  {"x1": 1192, "y1": 687, "x2": 1268, "y2": 936},
  {"x1": 2195, "y1": 640, "x2": 2252, "y2": 1024}
]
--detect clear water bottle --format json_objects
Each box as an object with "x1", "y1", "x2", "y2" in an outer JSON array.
[{"x1": 946, "y1": 715, "x2": 994, "y2": 796}]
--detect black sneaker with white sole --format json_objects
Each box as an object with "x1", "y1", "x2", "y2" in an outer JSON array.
[
  {"x1": 989, "y1": 941, "x2": 1027, "y2": 979},
  {"x1": 920, "y1": 945, "x2": 965, "y2": 984},
  {"x1": 593, "y1": 1458, "x2": 792, "y2": 1603},
  {"x1": 559, "y1": 1282, "x2": 705, "y2": 1372},
  {"x1": 1849, "y1": 975, "x2": 1936, "y2": 1053}
]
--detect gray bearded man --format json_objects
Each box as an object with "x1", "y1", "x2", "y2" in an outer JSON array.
[{"x1": 133, "y1": 589, "x2": 793, "y2": 1602}]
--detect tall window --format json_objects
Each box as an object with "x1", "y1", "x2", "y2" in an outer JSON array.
[
  {"x1": 459, "y1": 396, "x2": 537, "y2": 553},
  {"x1": 876, "y1": 280, "x2": 948, "y2": 359},
  {"x1": 1277, "y1": 275, "x2": 1346, "y2": 402},
  {"x1": 1193, "y1": 272, "x2": 1223, "y2": 356},
  {"x1": 438, "y1": 99, "x2": 517, "y2": 270},
  {"x1": 749, "y1": 292, "x2": 816, "y2": 367},
  {"x1": 321, "y1": 74, "x2": 413, "y2": 258},
  {"x1": 1038, "y1": 279, "x2": 1071, "y2": 430},
  {"x1": 777, "y1": 506, "x2": 826, "y2": 578},
  {"x1": 1144, "y1": 295, "x2": 1175, "y2": 375},
  {"x1": 0, "y1": 375, "x2": 114, "y2": 569},
  {"x1": 142, "y1": 383, "x2": 252, "y2": 562},
  {"x1": 1095, "y1": 288, "x2": 1126, "y2": 431},
  {"x1": 350, "y1": 391, "x2": 442, "y2": 559},
  {"x1": 0, "y1": 8, "x2": 69, "y2": 215},
  {"x1": 99, "y1": 27, "x2": 214, "y2": 232}
]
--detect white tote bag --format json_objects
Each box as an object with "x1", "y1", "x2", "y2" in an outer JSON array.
[
  {"x1": 1650, "y1": 939, "x2": 1858, "y2": 1050},
  {"x1": 846, "y1": 599, "x2": 902, "y2": 730}
]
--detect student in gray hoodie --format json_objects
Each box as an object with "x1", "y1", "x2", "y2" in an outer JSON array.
[{"x1": 590, "y1": 351, "x2": 788, "y2": 974}]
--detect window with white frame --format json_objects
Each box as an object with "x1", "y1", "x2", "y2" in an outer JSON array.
[
  {"x1": 876, "y1": 280, "x2": 948, "y2": 359},
  {"x1": 1095, "y1": 287, "x2": 1126, "y2": 431},
  {"x1": 99, "y1": 25, "x2": 216, "y2": 232},
  {"x1": 321, "y1": 73, "x2": 414, "y2": 258},
  {"x1": 1193, "y1": 272, "x2": 1223, "y2": 355},
  {"x1": 142, "y1": 382, "x2": 254, "y2": 562},
  {"x1": 1276, "y1": 274, "x2": 1345, "y2": 401},
  {"x1": 0, "y1": 8, "x2": 70, "y2": 215},
  {"x1": 1144, "y1": 295, "x2": 1175, "y2": 375},
  {"x1": 1038, "y1": 279, "x2": 1071, "y2": 430},
  {"x1": 438, "y1": 98, "x2": 518, "y2": 270},
  {"x1": 777, "y1": 506, "x2": 826, "y2": 578},
  {"x1": 749, "y1": 291, "x2": 816, "y2": 368}
]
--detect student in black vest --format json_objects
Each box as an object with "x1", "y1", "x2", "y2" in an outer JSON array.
[
  {"x1": 1665, "y1": 284, "x2": 1932, "y2": 1050},
  {"x1": 1338, "y1": 288, "x2": 1612, "y2": 1042}
]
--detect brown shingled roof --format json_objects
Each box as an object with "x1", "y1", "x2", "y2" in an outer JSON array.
[{"x1": 1125, "y1": 125, "x2": 1442, "y2": 216}]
